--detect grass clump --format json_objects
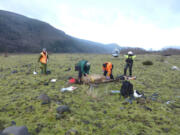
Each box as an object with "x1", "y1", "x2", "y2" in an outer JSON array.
[{"x1": 142, "y1": 60, "x2": 153, "y2": 65}]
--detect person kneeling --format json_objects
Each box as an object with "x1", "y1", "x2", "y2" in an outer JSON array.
[{"x1": 102, "y1": 62, "x2": 114, "y2": 80}]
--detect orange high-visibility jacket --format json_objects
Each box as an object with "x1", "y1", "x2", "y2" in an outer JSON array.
[
  {"x1": 40, "y1": 52, "x2": 48, "y2": 64},
  {"x1": 102, "y1": 62, "x2": 113, "y2": 76}
]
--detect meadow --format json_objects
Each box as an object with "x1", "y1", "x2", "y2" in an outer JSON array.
[{"x1": 0, "y1": 54, "x2": 180, "y2": 135}]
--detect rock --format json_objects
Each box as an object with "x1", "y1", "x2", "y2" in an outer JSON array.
[
  {"x1": 35, "y1": 124, "x2": 44, "y2": 134},
  {"x1": 20, "y1": 70, "x2": 25, "y2": 72},
  {"x1": 22, "y1": 64, "x2": 32, "y2": 68},
  {"x1": 46, "y1": 70, "x2": 51, "y2": 75},
  {"x1": 143, "y1": 106, "x2": 152, "y2": 111},
  {"x1": 152, "y1": 93, "x2": 158, "y2": 97},
  {"x1": 103, "y1": 110, "x2": 107, "y2": 114},
  {"x1": 56, "y1": 101, "x2": 62, "y2": 105},
  {"x1": 120, "y1": 107, "x2": 125, "y2": 110},
  {"x1": 82, "y1": 120, "x2": 90, "y2": 125},
  {"x1": 162, "y1": 128, "x2": 169, "y2": 133},
  {"x1": 38, "y1": 94, "x2": 50, "y2": 105},
  {"x1": 151, "y1": 97, "x2": 157, "y2": 101},
  {"x1": 65, "y1": 129, "x2": 78, "y2": 135},
  {"x1": 2, "y1": 126, "x2": 30, "y2": 135},
  {"x1": 44, "y1": 82, "x2": 49, "y2": 86},
  {"x1": 150, "y1": 93, "x2": 159, "y2": 101},
  {"x1": 56, "y1": 105, "x2": 70, "y2": 114},
  {"x1": 65, "y1": 68, "x2": 71, "y2": 72},
  {"x1": 94, "y1": 123, "x2": 102, "y2": 128},
  {"x1": 26, "y1": 72, "x2": 31, "y2": 75},
  {"x1": 25, "y1": 105, "x2": 35, "y2": 112},
  {"x1": 136, "y1": 98, "x2": 146, "y2": 105},
  {"x1": 122, "y1": 101, "x2": 129, "y2": 105},
  {"x1": 11, "y1": 70, "x2": 18, "y2": 74}
]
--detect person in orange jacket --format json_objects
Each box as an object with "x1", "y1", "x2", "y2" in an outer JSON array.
[
  {"x1": 102, "y1": 62, "x2": 114, "y2": 80},
  {"x1": 38, "y1": 48, "x2": 49, "y2": 74}
]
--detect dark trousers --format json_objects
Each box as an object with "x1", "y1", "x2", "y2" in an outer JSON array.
[
  {"x1": 104, "y1": 70, "x2": 114, "y2": 79},
  {"x1": 124, "y1": 63, "x2": 133, "y2": 76},
  {"x1": 78, "y1": 71, "x2": 87, "y2": 79}
]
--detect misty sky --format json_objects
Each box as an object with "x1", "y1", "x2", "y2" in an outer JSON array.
[{"x1": 0, "y1": 0, "x2": 180, "y2": 50}]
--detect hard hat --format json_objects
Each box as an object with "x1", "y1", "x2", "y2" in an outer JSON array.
[
  {"x1": 86, "y1": 62, "x2": 91, "y2": 66},
  {"x1": 42, "y1": 48, "x2": 46, "y2": 52},
  {"x1": 128, "y1": 51, "x2": 133, "y2": 55}
]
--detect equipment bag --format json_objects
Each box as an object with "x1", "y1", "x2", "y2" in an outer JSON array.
[{"x1": 120, "y1": 81, "x2": 133, "y2": 98}]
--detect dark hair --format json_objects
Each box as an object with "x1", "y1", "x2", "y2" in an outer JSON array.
[{"x1": 103, "y1": 63, "x2": 107, "y2": 67}]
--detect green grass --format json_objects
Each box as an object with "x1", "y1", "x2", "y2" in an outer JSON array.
[{"x1": 0, "y1": 54, "x2": 180, "y2": 135}]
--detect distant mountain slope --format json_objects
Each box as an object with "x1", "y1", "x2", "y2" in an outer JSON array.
[{"x1": 0, "y1": 10, "x2": 117, "y2": 53}]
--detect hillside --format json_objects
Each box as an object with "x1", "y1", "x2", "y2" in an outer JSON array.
[{"x1": 0, "y1": 10, "x2": 114, "y2": 53}]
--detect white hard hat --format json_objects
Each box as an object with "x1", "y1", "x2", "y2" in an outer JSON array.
[
  {"x1": 86, "y1": 62, "x2": 91, "y2": 66},
  {"x1": 128, "y1": 51, "x2": 133, "y2": 55},
  {"x1": 42, "y1": 48, "x2": 46, "y2": 52}
]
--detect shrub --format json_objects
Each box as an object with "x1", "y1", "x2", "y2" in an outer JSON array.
[{"x1": 142, "y1": 60, "x2": 153, "y2": 65}]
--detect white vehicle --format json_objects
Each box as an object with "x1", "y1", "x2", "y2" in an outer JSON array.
[{"x1": 112, "y1": 48, "x2": 120, "y2": 57}]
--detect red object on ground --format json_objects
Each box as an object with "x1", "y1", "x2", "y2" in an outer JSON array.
[{"x1": 69, "y1": 78, "x2": 76, "y2": 84}]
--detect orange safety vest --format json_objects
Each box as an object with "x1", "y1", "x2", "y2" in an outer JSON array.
[
  {"x1": 102, "y1": 62, "x2": 113, "y2": 76},
  {"x1": 40, "y1": 52, "x2": 48, "y2": 64}
]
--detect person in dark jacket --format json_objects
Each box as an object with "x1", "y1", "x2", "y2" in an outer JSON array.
[
  {"x1": 77, "y1": 60, "x2": 90, "y2": 82},
  {"x1": 124, "y1": 51, "x2": 136, "y2": 77}
]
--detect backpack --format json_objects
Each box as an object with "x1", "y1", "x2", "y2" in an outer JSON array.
[{"x1": 120, "y1": 81, "x2": 133, "y2": 98}]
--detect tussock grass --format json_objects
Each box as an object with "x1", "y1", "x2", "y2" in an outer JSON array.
[{"x1": 142, "y1": 60, "x2": 153, "y2": 65}]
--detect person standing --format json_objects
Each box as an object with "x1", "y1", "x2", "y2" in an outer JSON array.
[
  {"x1": 38, "y1": 48, "x2": 49, "y2": 74},
  {"x1": 124, "y1": 51, "x2": 136, "y2": 77},
  {"x1": 102, "y1": 62, "x2": 114, "y2": 80}
]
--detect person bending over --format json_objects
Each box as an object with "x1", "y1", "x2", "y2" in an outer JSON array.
[{"x1": 102, "y1": 62, "x2": 114, "y2": 80}]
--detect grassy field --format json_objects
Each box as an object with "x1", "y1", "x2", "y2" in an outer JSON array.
[{"x1": 0, "y1": 54, "x2": 180, "y2": 135}]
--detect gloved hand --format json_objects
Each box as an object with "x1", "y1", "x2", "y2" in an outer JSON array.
[{"x1": 106, "y1": 76, "x2": 110, "y2": 80}]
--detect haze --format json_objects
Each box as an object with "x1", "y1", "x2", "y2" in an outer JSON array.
[{"x1": 0, "y1": 0, "x2": 180, "y2": 50}]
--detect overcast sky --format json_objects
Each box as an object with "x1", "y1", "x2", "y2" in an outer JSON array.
[{"x1": 0, "y1": 0, "x2": 180, "y2": 50}]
